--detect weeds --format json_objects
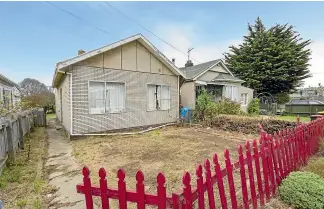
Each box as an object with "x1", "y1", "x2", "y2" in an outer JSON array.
[{"x1": 16, "y1": 199, "x2": 27, "y2": 208}]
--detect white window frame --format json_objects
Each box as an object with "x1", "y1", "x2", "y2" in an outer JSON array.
[
  {"x1": 241, "y1": 93, "x2": 248, "y2": 106},
  {"x1": 88, "y1": 80, "x2": 126, "y2": 115},
  {"x1": 225, "y1": 85, "x2": 239, "y2": 102},
  {"x1": 147, "y1": 84, "x2": 171, "y2": 111}
]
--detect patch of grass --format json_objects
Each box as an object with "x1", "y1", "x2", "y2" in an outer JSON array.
[
  {"x1": 16, "y1": 199, "x2": 27, "y2": 208},
  {"x1": 278, "y1": 115, "x2": 310, "y2": 122},
  {"x1": 0, "y1": 128, "x2": 50, "y2": 209},
  {"x1": 303, "y1": 157, "x2": 324, "y2": 178},
  {"x1": 33, "y1": 198, "x2": 42, "y2": 209},
  {"x1": 46, "y1": 113, "x2": 56, "y2": 119}
]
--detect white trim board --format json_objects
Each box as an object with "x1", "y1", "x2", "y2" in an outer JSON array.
[{"x1": 193, "y1": 59, "x2": 235, "y2": 81}]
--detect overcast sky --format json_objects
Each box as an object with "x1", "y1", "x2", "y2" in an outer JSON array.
[{"x1": 0, "y1": 1, "x2": 323, "y2": 87}]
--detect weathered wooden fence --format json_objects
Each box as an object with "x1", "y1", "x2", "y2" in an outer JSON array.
[
  {"x1": 76, "y1": 117, "x2": 324, "y2": 209},
  {"x1": 0, "y1": 108, "x2": 46, "y2": 175}
]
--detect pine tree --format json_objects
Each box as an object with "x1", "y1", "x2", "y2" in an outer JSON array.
[{"x1": 224, "y1": 17, "x2": 311, "y2": 96}]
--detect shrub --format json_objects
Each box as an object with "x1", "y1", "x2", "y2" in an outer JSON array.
[
  {"x1": 247, "y1": 98, "x2": 260, "y2": 115},
  {"x1": 303, "y1": 157, "x2": 324, "y2": 178},
  {"x1": 194, "y1": 90, "x2": 244, "y2": 123},
  {"x1": 278, "y1": 171, "x2": 324, "y2": 209}
]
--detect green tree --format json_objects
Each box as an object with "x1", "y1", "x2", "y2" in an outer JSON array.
[{"x1": 225, "y1": 17, "x2": 311, "y2": 96}]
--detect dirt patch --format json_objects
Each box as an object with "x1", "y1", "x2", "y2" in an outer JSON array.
[
  {"x1": 72, "y1": 126, "x2": 257, "y2": 197},
  {"x1": 0, "y1": 127, "x2": 54, "y2": 209}
]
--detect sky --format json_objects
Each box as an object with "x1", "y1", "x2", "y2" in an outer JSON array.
[{"x1": 0, "y1": 1, "x2": 323, "y2": 87}]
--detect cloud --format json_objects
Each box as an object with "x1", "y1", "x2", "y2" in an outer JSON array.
[
  {"x1": 303, "y1": 40, "x2": 324, "y2": 87},
  {"x1": 150, "y1": 22, "x2": 240, "y2": 67}
]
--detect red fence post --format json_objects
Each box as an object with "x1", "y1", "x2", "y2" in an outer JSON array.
[
  {"x1": 260, "y1": 138, "x2": 270, "y2": 202},
  {"x1": 253, "y1": 140, "x2": 264, "y2": 206},
  {"x1": 246, "y1": 141, "x2": 257, "y2": 209},
  {"x1": 266, "y1": 135, "x2": 276, "y2": 196},
  {"x1": 283, "y1": 129, "x2": 290, "y2": 177},
  {"x1": 99, "y1": 168, "x2": 110, "y2": 209},
  {"x1": 275, "y1": 137, "x2": 283, "y2": 182},
  {"x1": 136, "y1": 171, "x2": 145, "y2": 209},
  {"x1": 82, "y1": 167, "x2": 94, "y2": 209},
  {"x1": 225, "y1": 149, "x2": 238, "y2": 209},
  {"x1": 172, "y1": 193, "x2": 180, "y2": 209},
  {"x1": 213, "y1": 154, "x2": 228, "y2": 209},
  {"x1": 157, "y1": 173, "x2": 167, "y2": 209},
  {"x1": 238, "y1": 145, "x2": 249, "y2": 209},
  {"x1": 183, "y1": 172, "x2": 193, "y2": 209},
  {"x1": 196, "y1": 165, "x2": 205, "y2": 209},
  {"x1": 204, "y1": 159, "x2": 216, "y2": 209},
  {"x1": 118, "y1": 169, "x2": 127, "y2": 209}
]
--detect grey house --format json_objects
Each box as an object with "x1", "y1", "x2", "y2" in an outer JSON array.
[
  {"x1": 0, "y1": 73, "x2": 21, "y2": 111},
  {"x1": 52, "y1": 34, "x2": 185, "y2": 135},
  {"x1": 180, "y1": 59, "x2": 253, "y2": 112}
]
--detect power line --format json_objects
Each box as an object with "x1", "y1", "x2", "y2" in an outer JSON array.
[
  {"x1": 103, "y1": 1, "x2": 201, "y2": 64},
  {"x1": 46, "y1": 1, "x2": 111, "y2": 36}
]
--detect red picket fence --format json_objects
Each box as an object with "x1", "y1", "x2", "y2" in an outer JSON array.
[{"x1": 76, "y1": 117, "x2": 324, "y2": 209}]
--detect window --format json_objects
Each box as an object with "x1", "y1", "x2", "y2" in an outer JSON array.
[
  {"x1": 241, "y1": 93, "x2": 248, "y2": 106},
  {"x1": 89, "y1": 81, "x2": 125, "y2": 114},
  {"x1": 147, "y1": 84, "x2": 171, "y2": 111},
  {"x1": 225, "y1": 86, "x2": 239, "y2": 102}
]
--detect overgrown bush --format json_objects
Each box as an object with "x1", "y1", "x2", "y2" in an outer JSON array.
[
  {"x1": 303, "y1": 157, "x2": 324, "y2": 178},
  {"x1": 194, "y1": 89, "x2": 243, "y2": 123},
  {"x1": 278, "y1": 171, "x2": 324, "y2": 209},
  {"x1": 247, "y1": 98, "x2": 260, "y2": 115}
]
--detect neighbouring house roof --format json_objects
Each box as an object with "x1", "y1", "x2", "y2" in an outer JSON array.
[
  {"x1": 180, "y1": 59, "x2": 243, "y2": 83},
  {"x1": 213, "y1": 73, "x2": 244, "y2": 82},
  {"x1": 287, "y1": 100, "x2": 324, "y2": 105},
  {"x1": 52, "y1": 34, "x2": 185, "y2": 87},
  {"x1": 0, "y1": 73, "x2": 20, "y2": 89},
  {"x1": 180, "y1": 59, "x2": 221, "y2": 79}
]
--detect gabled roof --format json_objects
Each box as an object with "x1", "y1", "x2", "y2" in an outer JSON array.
[
  {"x1": 180, "y1": 60, "x2": 220, "y2": 79},
  {"x1": 0, "y1": 73, "x2": 20, "y2": 89},
  {"x1": 52, "y1": 34, "x2": 185, "y2": 87},
  {"x1": 213, "y1": 73, "x2": 244, "y2": 83},
  {"x1": 180, "y1": 59, "x2": 240, "y2": 82}
]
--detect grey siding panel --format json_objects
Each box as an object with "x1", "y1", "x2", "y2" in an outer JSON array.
[
  {"x1": 72, "y1": 66, "x2": 179, "y2": 134},
  {"x1": 55, "y1": 75, "x2": 71, "y2": 133}
]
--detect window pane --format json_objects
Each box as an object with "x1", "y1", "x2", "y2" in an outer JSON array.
[
  {"x1": 106, "y1": 82, "x2": 125, "y2": 112},
  {"x1": 147, "y1": 85, "x2": 156, "y2": 110},
  {"x1": 161, "y1": 86, "x2": 171, "y2": 110},
  {"x1": 89, "y1": 82, "x2": 105, "y2": 114},
  {"x1": 232, "y1": 86, "x2": 239, "y2": 102}
]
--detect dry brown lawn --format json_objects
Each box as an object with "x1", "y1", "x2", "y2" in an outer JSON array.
[{"x1": 72, "y1": 126, "x2": 258, "y2": 202}]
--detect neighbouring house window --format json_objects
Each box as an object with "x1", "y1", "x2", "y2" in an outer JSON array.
[
  {"x1": 147, "y1": 84, "x2": 171, "y2": 111},
  {"x1": 225, "y1": 86, "x2": 239, "y2": 102},
  {"x1": 89, "y1": 81, "x2": 125, "y2": 114},
  {"x1": 241, "y1": 93, "x2": 248, "y2": 105}
]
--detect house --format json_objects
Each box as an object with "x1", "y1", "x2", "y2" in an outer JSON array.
[
  {"x1": 180, "y1": 59, "x2": 253, "y2": 112},
  {"x1": 52, "y1": 34, "x2": 185, "y2": 135},
  {"x1": 290, "y1": 87, "x2": 324, "y2": 102},
  {"x1": 0, "y1": 73, "x2": 21, "y2": 111}
]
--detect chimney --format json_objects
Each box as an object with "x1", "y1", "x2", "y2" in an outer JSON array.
[
  {"x1": 185, "y1": 60, "x2": 193, "y2": 67},
  {"x1": 78, "y1": 49, "x2": 85, "y2": 55},
  {"x1": 172, "y1": 58, "x2": 175, "y2": 64}
]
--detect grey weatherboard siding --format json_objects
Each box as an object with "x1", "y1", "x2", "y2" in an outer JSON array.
[{"x1": 72, "y1": 66, "x2": 179, "y2": 134}]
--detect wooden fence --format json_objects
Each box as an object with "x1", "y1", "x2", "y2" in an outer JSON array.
[
  {"x1": 0, "y1": 108, "x2": 46, "y2": 175},
  {"x1": 76, "y1": 117, "x2": 324, "y2": 209}
]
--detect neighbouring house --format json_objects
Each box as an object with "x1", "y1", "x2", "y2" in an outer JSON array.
[
  {"x1": 180, "y1": 59, "x2": 253, "y2": 112},
  {"x1": 0, "y1": 73, "x2": 21, "y2": 111},
  {"x1": 290, "y1": 86, "x2": 324, "y2": 102},
  {"x1": 52, "y1": 34, "x2": 185, "y2": 135}
]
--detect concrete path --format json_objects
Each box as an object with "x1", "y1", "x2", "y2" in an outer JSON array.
[{"x1": 46, "y1": 118, "x2": 87, "y2": 209}]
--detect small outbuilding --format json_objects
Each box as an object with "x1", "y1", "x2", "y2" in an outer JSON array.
[{"x1": 285, "y1": 100, "x2": 324, "y2": 116}]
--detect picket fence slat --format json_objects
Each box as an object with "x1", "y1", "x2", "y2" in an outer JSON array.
[{"x1": 76, "y1": 117, "x2": 324, "y2": 209}]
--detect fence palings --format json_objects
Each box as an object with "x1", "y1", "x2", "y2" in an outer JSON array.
[{"x1": 76, "y1": 117, "x2": 324, "y2": 209}]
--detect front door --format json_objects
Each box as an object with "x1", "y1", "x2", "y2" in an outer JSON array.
[{"x1": 60, "y1": 88, "x2": 63, "y2": 122}]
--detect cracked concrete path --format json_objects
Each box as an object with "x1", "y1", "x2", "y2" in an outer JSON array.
[{"x1": 46, "y1": 118, "x2": 88, "y2": 209}]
